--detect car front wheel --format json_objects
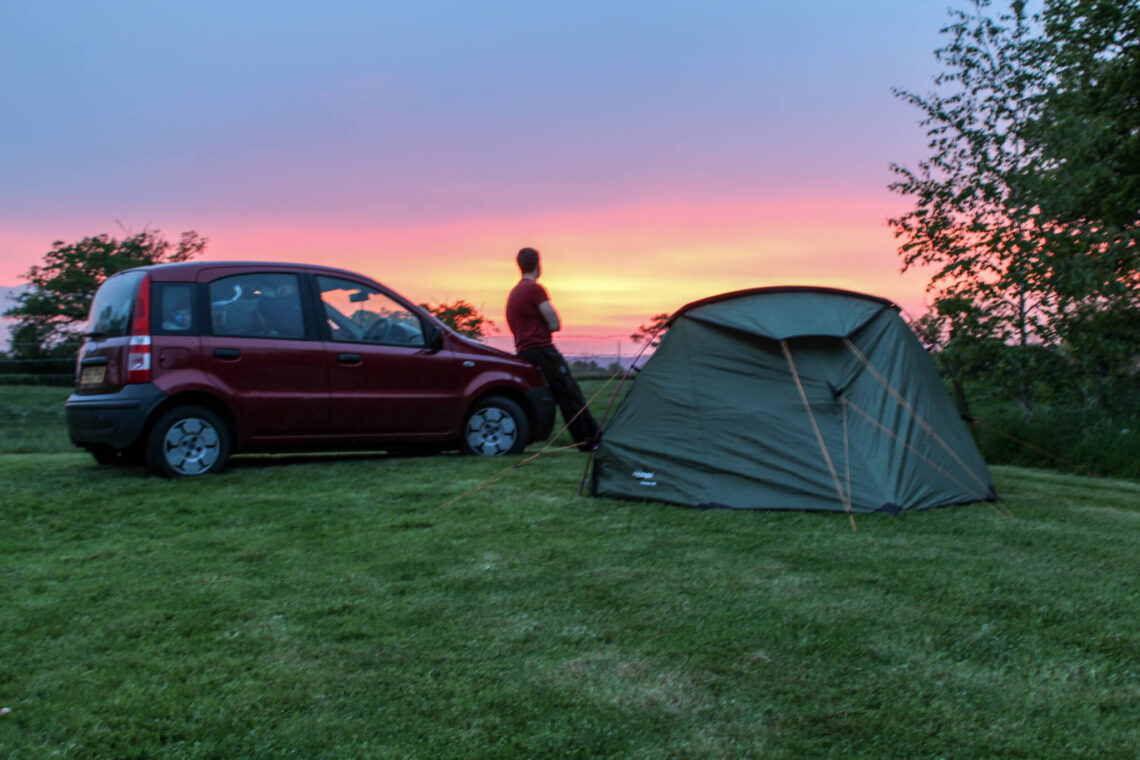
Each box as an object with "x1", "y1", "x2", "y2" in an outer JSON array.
[
  {"x1": 461, "y1": 397, "x2": 529, "y2": 456},
  {"x1": 146, "y1": 405, "x2": 230, "y2": 477}
]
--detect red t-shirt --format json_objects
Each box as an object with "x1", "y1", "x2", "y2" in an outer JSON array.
[{"x1": 506, "y1": 278, "x2": 553, "y2": 352}]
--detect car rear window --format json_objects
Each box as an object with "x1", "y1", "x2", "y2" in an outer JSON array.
[
  {"x1": 87, "y1": 270, "x2": 146, "y2": 338},
  {"x1": 154, "y1": 282, "x2": 197, "y2": 334}
]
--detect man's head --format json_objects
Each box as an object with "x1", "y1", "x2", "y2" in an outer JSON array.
[{"x1": 517, "y1": 247, "x2": 541, "y2": 276}]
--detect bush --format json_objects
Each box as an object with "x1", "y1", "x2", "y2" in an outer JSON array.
[{"x1": 973, "y1": 402, "x2": 1140, "y2": 479}]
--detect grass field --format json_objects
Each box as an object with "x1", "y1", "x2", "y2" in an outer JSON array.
[{"x1": 1, "y1": 385, "x2": 1138, "y2": 758}]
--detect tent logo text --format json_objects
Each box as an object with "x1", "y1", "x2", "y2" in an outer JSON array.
[{"x1": 632, "y1": 470, "x2": 657, "y2": 487}]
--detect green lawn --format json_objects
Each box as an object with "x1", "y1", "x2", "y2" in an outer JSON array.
[
  {"x1": 1, "y1": 386, "x2": 1138, "y2": 758},
  {"x1": 0, "y1": 385, "x2": 75, "y2": 454}
]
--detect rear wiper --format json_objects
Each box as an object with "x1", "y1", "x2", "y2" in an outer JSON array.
[{"x1": 84, "y1": 330, "x2": 106, "y2": 339}]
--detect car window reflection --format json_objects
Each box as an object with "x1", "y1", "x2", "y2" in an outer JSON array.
[{"x1": 317, "y1": 276, "x2": 426, "y2": 347}]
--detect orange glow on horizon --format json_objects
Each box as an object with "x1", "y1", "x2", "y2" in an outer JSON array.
[{"x1": 1, "y1": 195, "x2": 935, "y2": 355}]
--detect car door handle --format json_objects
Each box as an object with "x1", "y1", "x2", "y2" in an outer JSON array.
[
  {"x1": 338, "y1": 353, "x2": 362, "y2": 364},
  {"x1": 214, "y1": 348, "x2": 241, "y2": 359}
]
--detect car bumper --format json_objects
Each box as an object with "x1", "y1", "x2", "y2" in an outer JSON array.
[
  {"x1": 526, "y1": 387, "x2": 556, "y2": 442},
  {"x1": 66, "y1": 383, "x2": 167, "y2": 450}
]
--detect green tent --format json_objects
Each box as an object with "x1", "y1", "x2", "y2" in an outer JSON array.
[{"x1": 592, "y1": 287, "x2": 996, "y2": 515}]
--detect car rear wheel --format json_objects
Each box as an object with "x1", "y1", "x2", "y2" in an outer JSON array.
[
  {"x1": 146, "y1": 405, "x2": 230, "y2": 477},
  {"x1": 461, "y1": 396, "x2": 529, "y2": 456}
]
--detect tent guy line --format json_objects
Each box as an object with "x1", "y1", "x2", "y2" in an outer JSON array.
[
  {"x1": 578, "y1": 335, "x2": 664, "y2": 496},
  {"x1": 438, "y1": 367, "x2": 623, "y2": 511}
]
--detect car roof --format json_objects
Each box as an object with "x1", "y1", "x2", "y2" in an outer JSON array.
[
  {"x1": 136, "y1": 260, "x2": 354, "y2": 275},
  {"x1": 128, "y1": 260, "x2": 388, "y2": 285}
]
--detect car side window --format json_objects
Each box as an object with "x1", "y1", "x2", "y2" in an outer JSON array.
[
  {"x1": 317, "y1": 276, "x2": 426, "y2": 347},
  {"x1": 208, "y1": 274, "x2": 305, "y2": 339}
]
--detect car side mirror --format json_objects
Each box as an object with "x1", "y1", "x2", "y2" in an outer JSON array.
[{"x1": 427, "y1": 324, "x2": 445, "y2": 353}]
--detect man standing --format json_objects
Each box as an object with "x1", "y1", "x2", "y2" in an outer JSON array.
[{"x1": 506, "y1": 247, "x2": 600, "y2": 452}]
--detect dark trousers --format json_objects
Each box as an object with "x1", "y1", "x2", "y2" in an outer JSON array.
[{"x1": 519, "y1": 345, "x2": 600, "y2": 450}]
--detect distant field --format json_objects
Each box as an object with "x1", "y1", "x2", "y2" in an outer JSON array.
[{"x1": 2, "y1": 385, "x2": 1139, "y2": 758}]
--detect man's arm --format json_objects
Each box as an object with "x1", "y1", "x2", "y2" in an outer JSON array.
[{"x1": 538, "y1": 300, "x2": 561, "y2": 332}]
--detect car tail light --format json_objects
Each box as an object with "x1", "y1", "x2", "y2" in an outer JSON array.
[{"x1": 127, "y1": 274, "x2": 152, "y2": 383}]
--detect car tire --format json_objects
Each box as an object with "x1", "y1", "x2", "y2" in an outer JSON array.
[
  {"x1": 460, "y1": 396, "x2": 529, "y2": 456},
  {"x1": 146, "y1": 405, "x2": 230, "y2": 477}
]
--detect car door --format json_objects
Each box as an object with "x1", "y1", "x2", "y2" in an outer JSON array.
[
  {"x1": 198, "y1": 268, "x2": 331, "y2": 440},
  {"x1": 316, "y1": 274, "x2": 460, "y2": 437}
]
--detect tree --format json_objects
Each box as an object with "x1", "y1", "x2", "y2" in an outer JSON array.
[
  {"x1": 1036, "y1": 0, "x2": 1140, "y2": 241},
  {"x1": 1030, "y1": 0, "x2": 1140, "y2": 404},
  {"x1": 892, "y1": 0, "x2": 1140, "y2": 416},
  {"x1": 5, "y1": 229, "x2": 207, "y2": 359},
  {"x1": 890, "y1": 1, "x2": 1053, "y2": 415},
  {"x1": 420, "y1": 299, "x2": 495, "y2": 341},
  {"x1": 630, "y1": 313, "x2": 671, "y2": 348}
]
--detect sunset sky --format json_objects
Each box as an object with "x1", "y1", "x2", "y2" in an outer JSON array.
[{"x1": 2, "y1": 1, "x2": 963, "y2": 355}]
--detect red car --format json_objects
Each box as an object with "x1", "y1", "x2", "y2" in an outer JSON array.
[{"x1": 66, "y1": 261, "x2": 555, "y2": 476}]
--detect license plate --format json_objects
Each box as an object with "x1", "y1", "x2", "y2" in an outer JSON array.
[{"x1": 80, "y1": 365, "x2": 106, "y2": 385}]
